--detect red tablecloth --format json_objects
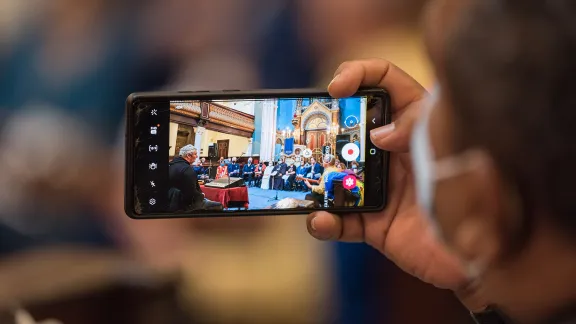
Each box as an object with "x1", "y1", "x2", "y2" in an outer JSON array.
[{"x1": 200, "y1": 185, "x2": 249, "y2": 209}]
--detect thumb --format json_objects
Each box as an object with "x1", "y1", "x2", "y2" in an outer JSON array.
[{"x1": 370, "y1": 103, "x2": 422, "y2": 153}]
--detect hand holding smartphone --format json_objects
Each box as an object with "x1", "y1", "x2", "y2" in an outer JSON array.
[{"x1": 125, "y1": 88, "x2": 390, "y2": 218}]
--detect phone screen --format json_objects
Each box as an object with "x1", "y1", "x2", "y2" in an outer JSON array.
[{"x1": 127, "y1": 91, "x2": 389, "y2": 217}]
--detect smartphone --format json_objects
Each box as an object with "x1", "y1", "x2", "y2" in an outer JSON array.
[{"x1": 125, "y1": 88, "x2": 390, "y2": 219}]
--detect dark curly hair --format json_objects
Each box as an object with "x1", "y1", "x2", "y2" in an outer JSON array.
[{"x1": 443, "y1": 0, "x2": 576, "y2": 244}]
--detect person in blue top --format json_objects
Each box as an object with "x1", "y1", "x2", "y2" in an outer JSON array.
[
  {"x1": 242, "y1": 158, "x2": 256, "y2": 186},
  {"x1": 193, "y1": 159, "x2": 204, "y2": 175},
  {"x1": 306, "y1": 157, "x2": 324, "y2": 182},
  {"x1": 198, "y1": 158, "x2": 208, "y2": 176},
  {"x1": 228, "y1": 157, "x2": 241, "y2": 178},
  {"x1": 295, "y1": 162, "x2": 311, "y2": 192}
]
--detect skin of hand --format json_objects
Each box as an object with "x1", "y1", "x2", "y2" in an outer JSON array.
[{"x1": 306, "y1": 58, "x2": 487, "y2": 312}]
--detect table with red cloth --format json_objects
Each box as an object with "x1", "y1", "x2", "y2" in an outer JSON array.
[{"x1": 200, "y1": 185, "x2": 249, "y2": 209}]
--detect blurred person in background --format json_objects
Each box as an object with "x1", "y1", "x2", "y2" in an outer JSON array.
[
  {"x1": 0, "y1": 0, "x2": 191, "y2": 320},
  {"x1": 307, "y1": 0, "x2": 576, "y2": 323},
  {"x1": 137, "y1": 0, "x2": 285, "y2": 90},
  {"x1": 0, "y1": 0, "x2": 170, "y2": 275},
  {"x1": 0, "y1": 0, "x2": 170, "y2": 253},
  {"x1": 0, "y1": 0, "x2": 45, "y2": 58},
  {"x1": 0, "y1": 106, "x2": 111, "y2": 252}
]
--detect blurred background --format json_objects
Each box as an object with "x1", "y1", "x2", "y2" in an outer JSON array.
[{"x1": 0, "y1": 0, "x2": 472, "y2": 323}]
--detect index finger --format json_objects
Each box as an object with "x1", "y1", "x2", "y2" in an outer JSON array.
[{"x1": 328, "y1": 58, "x2": 427, "y2": 112}]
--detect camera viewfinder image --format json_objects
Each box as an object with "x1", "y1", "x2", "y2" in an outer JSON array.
[{"x1": 167, "y1": 97, "x2": 368, "y2": 212}]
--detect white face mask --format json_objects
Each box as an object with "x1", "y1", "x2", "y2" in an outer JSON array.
[{"x1": 410, "y1": 86, "x2": 486, "y2": 280}]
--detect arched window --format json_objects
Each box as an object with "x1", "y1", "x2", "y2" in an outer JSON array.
[{"x1": 305, "y1": 115, "x2": 328, "y2": 130}]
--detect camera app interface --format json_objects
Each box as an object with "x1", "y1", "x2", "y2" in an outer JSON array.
[{"x1": 136, "y1": 96, "x2": 384, "y2": 214}]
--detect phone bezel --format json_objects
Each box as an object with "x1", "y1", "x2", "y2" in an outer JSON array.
[{"x1": 125, "y1": 88, "x2": 391, "y2": 219}]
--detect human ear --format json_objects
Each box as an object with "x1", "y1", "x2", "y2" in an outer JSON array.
[{"x1": 451, "y1": 150, "x2": 503, "y2": 271}]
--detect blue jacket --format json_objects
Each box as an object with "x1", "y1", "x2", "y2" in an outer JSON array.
[
  {"x1": 228, "y1": 163, "x2": 241, "y2": 176},
  {"x1": 243, "y1": 163, "x2": 255, "y2": 174},
  {"x1": 297, "y1": 165, "x2": 310, "y2": 176},
  {"x1": 193, "y1": 165, "x2": 207, "y2": 175},
  {"x1": 309, "y1": 163, "x2": 323, "y2": 175}
]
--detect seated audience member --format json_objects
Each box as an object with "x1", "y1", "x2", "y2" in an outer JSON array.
[
  {"x1": 306, "y1": 157, "x2": 323, "y2": 181},
  {"x1": 295, "y1": 161, "x2": 310, "y2": 192},
  {"x1": 193, "y1": 159, "x2": 204, "y2": 175},
  {"x1": 284, "y1": 163, "x2": 297, "y2": 191},
  {"x1": 168, "y1": 145, "x2": 223, "y2": 211},
  {"x1": 197, "y1": 157, "x2": 207, "y2": 174},
  {"x1": 253, "y1": 161, "x2": 266, "y2": 187},
  {"x1": 228, "y1": 157, "x2": 241, "y2": 177},
  {"x1": 304, "y1": 154, "x2": 340, "y2": 207},
  {"x1": 334, "y1": 159, "x2": 343, "y2": 170},
  {"x1": 242, "y1": 158, "x2": 256, "y2": 186},
  {"x1": 215, "y1": 159, "x2": 228, "y2": 180},
  {"x1": 350, "y1": 160, "x2": 360, "y2": 174},
  {"x1": 269, "y1": 157, "x2": 287, "y2": 190}
]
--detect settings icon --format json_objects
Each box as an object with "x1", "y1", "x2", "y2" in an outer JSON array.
[
  {"x1": 342, "y1": 175, "x2": 357, "y2": 190},
  {"x1": 149, "y1": 198, "x2": 156, "y2": 206},
  {"x1": 345, "y1": 178, "x2": 355, "y2": 187}
]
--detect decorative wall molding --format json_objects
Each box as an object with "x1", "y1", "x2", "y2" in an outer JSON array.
[
  {"x1": 170, "y1": 102, "x2": 201, "y2": 118},
  {"x1": 170, "y1": 100, "x2": 255, "y2": 138}
]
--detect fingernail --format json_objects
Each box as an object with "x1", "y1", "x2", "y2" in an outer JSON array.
[
  {"x1": 370, "y1": 123, "x2": 395, "y2": 139},
  {"x1": 311, "y1": 217, "x2": 318, "y2": 231},
  {"x1": 328, "y1": 74, "x2": 340, "y2": 88}
]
